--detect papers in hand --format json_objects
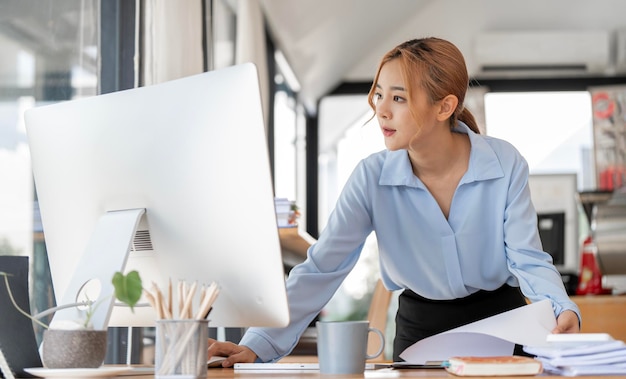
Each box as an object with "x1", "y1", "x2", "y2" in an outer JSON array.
[
  {"x1": 523, "y1": 334, "x2": 626, "y2": 376},
  {"x1": 399, "y1": 300, "x2": 556, "y2": 364}
]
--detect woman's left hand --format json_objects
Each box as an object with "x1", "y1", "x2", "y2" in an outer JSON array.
[{"x1": 551, "y1": 310, "x2": 580, "y2": 334}]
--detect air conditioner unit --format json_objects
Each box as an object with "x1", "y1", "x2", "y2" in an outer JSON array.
[{"x1": 473, "y1": 31, "x2": 612, "y2": 78}]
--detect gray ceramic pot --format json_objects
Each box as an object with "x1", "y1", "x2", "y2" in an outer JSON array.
[{"x1": 42, "y1": 329, "x2": 108, "y2": 368}]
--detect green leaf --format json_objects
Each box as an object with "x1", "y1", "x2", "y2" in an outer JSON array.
[{"x1": 111, "y1": 271, "x2": 143, "y2": 312}]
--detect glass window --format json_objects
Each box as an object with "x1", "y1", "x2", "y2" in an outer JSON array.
[
  {"x1": 273, "y1": 90, "x2": 298, "y2": 199},
  {"x1": 484, "y1": 91, "x2": 594, "y2": 190},
  {"x1": 0, "y1": 0, "x2": 99, "y2": 340},
  {"x1": 273, "y1": 50, "x2": 307, "y2": 222},
  {"x1": 317, "y1": 95, "x2": 383, "y2": 321},
  {"x1": 211, "y1": 0, "x2": 236, "y2": 70}
]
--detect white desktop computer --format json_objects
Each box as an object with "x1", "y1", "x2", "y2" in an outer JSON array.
[{"x1": 24, "y1": 63, "x2": 289, "y2": 330}]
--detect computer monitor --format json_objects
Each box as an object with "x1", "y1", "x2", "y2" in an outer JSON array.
[
  {"x1": 24, "y1": 63, "x2": 289, "y2": 329},
  {"x1": 536, "y1": 212, "x2": 566, "y2": 266},
  {"x1": 527, "y1": 173, "x2": 579, "y2": 274}
]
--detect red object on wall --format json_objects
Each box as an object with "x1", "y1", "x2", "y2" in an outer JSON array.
[
  {"x1": 592, "y1": 91, "x2": 616, "y2": 120},
  {"x1": 576, "y1": 236, "x2": 611, "y2": 295},
  {"x1": 599, "y1": 165, "x2": 625, "y2": 191}
]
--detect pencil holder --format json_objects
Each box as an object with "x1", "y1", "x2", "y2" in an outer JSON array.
[{"x1": 155, "y1": 319, "x2": 209, "y2": 379}]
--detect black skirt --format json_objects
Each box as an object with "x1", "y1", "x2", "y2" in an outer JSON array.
[{"x1": 393, "y1": 284, "x2": 528, "y2": 361}]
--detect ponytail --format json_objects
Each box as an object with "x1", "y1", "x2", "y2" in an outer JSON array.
[{"x1": 457, "y1": 107, "x2": 480, "y2": 134}]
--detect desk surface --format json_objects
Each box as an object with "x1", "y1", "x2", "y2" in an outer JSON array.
[
  {"x1": 196, "y1": 355, "x2": 625, "y2": 378},
  {"x1": 196, "y1": 367, "x2": 626, "y2": 378},
  {"x1": 128, "y1": 295, "x2": 626, "y2": 379},
  {"x1": 112, "y1": 357, "x2": 626, "y2": 378},
  {"x1": 571, "y1": 295, "x2": 626, "y2": 342}
]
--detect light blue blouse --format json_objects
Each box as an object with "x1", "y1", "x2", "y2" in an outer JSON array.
[{"x1": 240, "y1": 122, "x2": 580, "y2": 362}]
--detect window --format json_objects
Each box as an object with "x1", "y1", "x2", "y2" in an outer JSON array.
[
  {"x1": 317, "y1": 95, "x2": 383, "y2": 321},
  {"x1": 273, "y1": 50, "x2": 307, "y2": 223},
  {"x1": 0, "y1": 0, "x2": 99, "y2": 341},
  {"x1": 484, "y1": 91, "x2": 594, "y2": 191}
]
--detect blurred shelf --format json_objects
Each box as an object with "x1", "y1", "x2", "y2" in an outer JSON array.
[{"x1": 278, "y1": 227, "x2": 316, "y2": 269}]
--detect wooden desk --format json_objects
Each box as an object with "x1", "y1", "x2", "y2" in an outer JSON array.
[
  {"x1": 572, "y1": 295, "x2": 626, "y2": 341},
  {"x1": 199, "y1": 367, "x2": 625, "y2": 378},
  {"x1": 196, "y1": 296, "x2": 623, "y2": 378}
]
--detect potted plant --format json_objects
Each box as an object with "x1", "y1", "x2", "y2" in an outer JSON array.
[{"x1": 0, "y1": 270, "x2": 143, "y2": 369}]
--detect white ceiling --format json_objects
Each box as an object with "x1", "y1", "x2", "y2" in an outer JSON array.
[
  {"x1": 260, "y1": 0, "x2": 626, "y2": 112},
  {"x1": 3, "y1": 0, "x2": 626, "y2": 114}
]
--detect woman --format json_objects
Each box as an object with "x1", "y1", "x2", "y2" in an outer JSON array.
[{"x1": 208, "y1": 37, "x2": 581, "y2": 365}]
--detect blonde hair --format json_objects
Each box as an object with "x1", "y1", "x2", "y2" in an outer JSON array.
[{"x1": 367, "y1": 37, "x2": 480, "y2": 134}]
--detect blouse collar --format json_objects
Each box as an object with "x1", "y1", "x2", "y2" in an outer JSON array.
[{"x1": 379, "y1": 121, "x2": 505, "y2": 187}]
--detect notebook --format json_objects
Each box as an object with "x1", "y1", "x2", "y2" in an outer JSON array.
[
  {"x1": 234, "y1": 363, "x2": 319, "y2": 370},
  {"x1": 233, "y1": 362, "x2": 379, "y2": 371}
]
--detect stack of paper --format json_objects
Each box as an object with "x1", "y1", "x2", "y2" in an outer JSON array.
[
  {"x1": 274, "y1": 197, "x2": 298, "y2": 228},
  {"x1": 523, "y1": 334, "x2": 626, "y2": 376}
]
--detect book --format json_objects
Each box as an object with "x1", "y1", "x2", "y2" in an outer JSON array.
[
  {"x1": 274, "y1": 198, "x2": 293, "y2": 213},
  {"x1": 274, "y1": 197, "x2": 300, "y2": 227},
  {"x1": 445, "y1": 356, "x2": 543, "y2": 376}
]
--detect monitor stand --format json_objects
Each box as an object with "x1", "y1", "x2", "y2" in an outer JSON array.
[{"x1": 51, "y1": 208, "x2": 145, "y2": 330}]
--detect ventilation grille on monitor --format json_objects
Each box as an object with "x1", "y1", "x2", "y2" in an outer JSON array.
[{"x1": 131, "y1": 230, "x2": 153, "y2": 251}]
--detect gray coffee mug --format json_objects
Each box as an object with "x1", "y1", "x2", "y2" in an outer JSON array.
[{"x1": 316, "y1": 320, "x2": 385, "y2": 374}]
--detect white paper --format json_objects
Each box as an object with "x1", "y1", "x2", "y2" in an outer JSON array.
[
  {"x1": 544, "y1": 363, "x2": 626, "y2": 377},
  {"x1": 524, "y1": 339, "x2": 625, "y2": 359},
  {"x1": 528, "y1": 338, "x2": 626, "y2": 376},
  {"x1": 544, "y1": 348, "x2": 626, "y2": 366},
  {"x1": 399, "y1": 299, "x2": 556, "y2": 364}
]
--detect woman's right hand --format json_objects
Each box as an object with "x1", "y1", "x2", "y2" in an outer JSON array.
[{"x1": 207, "y1": 338, "x2": 258, "y2": 367}]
